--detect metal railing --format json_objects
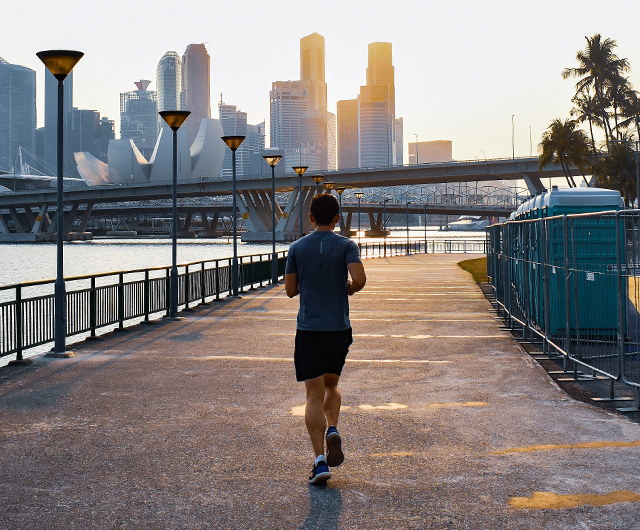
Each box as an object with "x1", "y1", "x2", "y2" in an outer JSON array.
[
  {"x1": 487, "y1": 210, "x2": 640, "y2": 408},
  {"x1": 0, "y1": 251, "x2": 288, "y2": 362},
  {"x1": 358, "y1": 238, "x2": 488, "y2": 258}
]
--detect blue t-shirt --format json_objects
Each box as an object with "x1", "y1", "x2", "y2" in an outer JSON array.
[{"x1": 285, "y1": 231, "x2": 362, "y2": 331}]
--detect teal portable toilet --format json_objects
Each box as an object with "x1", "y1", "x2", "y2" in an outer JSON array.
[{"x1": 509, "y1": 186, "x2": 624, "y2": 337}]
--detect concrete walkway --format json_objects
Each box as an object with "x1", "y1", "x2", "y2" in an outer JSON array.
[{"x1": 2, "y1": 253, "x2": 640, "y2": 529}]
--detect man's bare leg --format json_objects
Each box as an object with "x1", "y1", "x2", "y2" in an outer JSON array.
[
  {"x1": 305, "y1": 376, "x2": 327, "y2": 457},
  {"x1": 323, "y1": 373, "x2": 341, "y2": 427}
]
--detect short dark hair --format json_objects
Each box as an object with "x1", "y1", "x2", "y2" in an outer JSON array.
[{"x1": 310, "y1": 193, "x2": 340, "y2": 225}]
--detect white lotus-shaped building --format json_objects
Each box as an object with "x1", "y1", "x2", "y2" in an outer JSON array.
[{"x1": 75, "y1": 118, "x2": 225, "y2": 185}]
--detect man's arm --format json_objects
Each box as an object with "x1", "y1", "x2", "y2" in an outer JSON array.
[
  {"x1": 285, "y1": 273, "x2": 299, "y2": 298},
  {"x1": 347, "y1": 262, "x2": 366, "y2": 296}
]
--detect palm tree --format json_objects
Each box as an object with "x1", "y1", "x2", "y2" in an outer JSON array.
[
  {"x1": 562, "y1": 34, "x2": 630, "y2": 149},
  {"x1": 619, "y1": 89, "x2": 640, "y2": 142},
  {"x1": 570, "y1": 90, "x2": 604, "y2": 159},
  {"x1": 606, "y1": 75, "x2": 633, "y2": 140},
  {"x1": 593, "y1": 138, "x2": 637, "y2": 206},
  {"x1": 539, "y1": 118, "x2": 592, "y2": 187}
]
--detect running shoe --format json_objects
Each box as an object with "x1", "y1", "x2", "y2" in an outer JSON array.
[
  {"x1": 326, "y1": 426, "x2": 344, "y2": 467},
  {"x1": 309, "y1": 460, "x2": 331, "y2": 484}
]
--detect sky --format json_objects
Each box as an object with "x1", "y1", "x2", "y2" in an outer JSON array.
[{"x1": 2, "y1": 0, "x2": 640, "y2": 163}]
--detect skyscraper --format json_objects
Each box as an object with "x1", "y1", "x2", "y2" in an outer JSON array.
[
  {"x1": 120, "y1": 80, "x2": 158, "y2": 159},
  {"x1": 336, "y1": 99, "x2": 358, "y2": 169},
  {"x1": 327, "y1": 111, "x2": 337, "y2": 170},
  {"x1": 300, "y1": 33, "x2": 328, "y2": 169},
  {"x1": 366, "y1": 42, "x2": 395, "y2": 117},
  {"x1": 156, "y1": 51, "x2": 182, "y2": 135},
  {"x1": 182, "y1": 44, "x2": 211, "y2": 146},
  {"x1": 337, "y1": 41, "x2": 402, "y2": 169},
  {"x1": 0, "y1": 57, "x2": 36, "y2": 172},
  {"x1": 45, "y1": 68, "x2": 73, "y2": 172},
  {"x1": 358, "y1": 85, "x2": 391, "y2": 167},
  {"x1": 67, "y1": 109, "x2": 114, "y2": 168},
  {"x1": 269, "y1": 80, "x2": 311, "y2": 172},
  {"x1": 219, "y1": 102, "x2": 248, "y2": 178}
]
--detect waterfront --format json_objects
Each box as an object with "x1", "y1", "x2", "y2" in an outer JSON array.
[{"x1": 0, "y1": 228, "x2": 484, "y2": 287}]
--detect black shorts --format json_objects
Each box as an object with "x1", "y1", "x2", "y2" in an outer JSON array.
[{"x1": 294, "y1": 328, "x2": 353, "y2": 382}]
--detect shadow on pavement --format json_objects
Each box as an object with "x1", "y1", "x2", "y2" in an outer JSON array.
[{"x1": 300, "y1": 483, "x2": 342, "y2": 529}]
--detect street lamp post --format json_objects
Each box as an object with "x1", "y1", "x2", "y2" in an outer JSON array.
[
  {"x1": 336, "y1": 187, "x2": 345, "y2": 235},
  {"x1": 263, "y1": 154, "x2": 282, "y2": 284},
  {"x1": 414, "y1": 133, "x2": 419, "y2": 165},
  {"x1": 37, "y1": 50, "x2": 83, "y2": 360},
  {"x1": 406, "y1": 201, "x2": 412, "y2": 255},
  {"x1": 312, "y1": 175, "x2": 324, "y2": 195},
  {"x1": 159, "y1": 110, "x2": 191, "y2": 319},
  {"x1": 512, "y1": 114, "x2": 515, "y2": 159},
  {"x1": 222, "y1": 135, "x2": 246, "y2": 297},
  {"x1": 355, "y1": 190, "x2": 364, "y2": 244},
  {"x1": 292, "y1": 165, "x2": 308, "y2": 239}
]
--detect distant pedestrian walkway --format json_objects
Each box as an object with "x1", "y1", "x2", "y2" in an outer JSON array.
[{"x1": 1, "y1": 254, "x2": 640, "y2": 529}]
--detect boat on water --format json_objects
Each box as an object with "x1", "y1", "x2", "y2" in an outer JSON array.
[{"x1": 444, "y1": 215, "x2": 489, "y2": 231}]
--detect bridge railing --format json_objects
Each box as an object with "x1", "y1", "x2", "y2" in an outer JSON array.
[
  {"x1": 487, "y1": 210, "x2": 640, "y2": 406},
  {"x1": 0, "y1": 251, "x2": 288, "y2": 363}
]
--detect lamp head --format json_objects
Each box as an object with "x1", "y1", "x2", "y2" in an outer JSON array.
[
  {"x1": 222, "y1": 135, "x2": 246, "y2": 151},
  {"x1": 335, "y1": 187, "x2": 346, "y2": 195},
  {"x1": 37, "y1": 50, "x2": 83, "y2": 80},
  {"x1": 263, "y1": 154, "x2": 282, "y2": 167},
  {"x1": 324, "y1": 181, "x2": 335, "y2": 191},
  {"x1": 354, "y1": 191, "x2": 364, "y2": 199},
  {"x1": 292, "y1": 165, "x2": 308, "y2": 177},
  {"x1": 159, "y1": 110, "x2": 191, "y2": 131},
  {"x1": 311, "y1": 175, "x2": 324, "y2": 185}
]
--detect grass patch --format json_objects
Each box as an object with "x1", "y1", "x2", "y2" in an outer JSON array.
[{"x1": 458, "y1": 257, "x2": 488, "y2": 284}]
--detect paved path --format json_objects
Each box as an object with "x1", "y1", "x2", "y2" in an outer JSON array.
[{"x1": 2, "y1": 254, "x2": 640, "y2": 529}]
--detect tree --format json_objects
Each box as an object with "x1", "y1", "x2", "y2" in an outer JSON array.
[
  {"x1": 619, "y1": 89, "x2": 640, "y2": 142},
  {"x1": 562, "y1": 34, "x2": 630, "y2": 150},
  {"x1": 570, "y1": 90, "x2": 604, "y2": 160},
  {"x1": 539, "y1": 118, "x2": 592, "y2": 187},
  {"x1": 593, "y1": 138, "x2": 638, "y2": 206}
]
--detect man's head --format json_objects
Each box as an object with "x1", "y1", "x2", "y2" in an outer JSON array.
[{"x1": 310, "y1": 193, "x2": 340, "y2": 226}]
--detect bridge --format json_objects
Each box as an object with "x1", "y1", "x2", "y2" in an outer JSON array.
[{"x1": 0, "y1": 157, "x2": 562, "y2": 241}]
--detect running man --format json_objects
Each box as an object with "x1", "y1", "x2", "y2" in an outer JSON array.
[{"x1": 285, "y1": 193, "x2": 367, "y2": 485}]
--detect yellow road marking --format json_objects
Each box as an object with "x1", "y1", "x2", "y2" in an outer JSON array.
[
  {"x1": 368, "y1": 452, "x2": 414, "y2": 457},
  {"x1": 509, "y1": 490, "x2": 640, "y2": 509},
  {"x1": 358, "y1": 403, "x2": 407, "y2": 411},
  {"x1": 492, "y1": 440, "x2": 640, "y2": 455},
  {"x1": 427, "y1": 401, "x2": 487, "y2": 409},
  {"x1": 290, "y1": 403, "x2": 407, "y2": 416}
]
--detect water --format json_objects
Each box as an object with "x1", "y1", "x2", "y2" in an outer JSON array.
[
  {"x1": 1, "y1": 237, "x2": 290, "y2": 287},
  {"x1": 1, "y1": 228, "x2": 484, "y2": 287}
]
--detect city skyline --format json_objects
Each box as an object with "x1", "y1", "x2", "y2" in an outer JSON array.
[{"x1": 2, "y1": 0, "x2": 640, "y2": 163}]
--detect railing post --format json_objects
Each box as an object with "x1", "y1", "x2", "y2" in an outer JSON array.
[
  {"x1": 239, "y1": 256, "x2": 245, "y2": 293},
  {"x1": 15, "y1": 285, "x2": 23, "y2": 361},
  {"x1": 541, "y1": 219, "x2": 551, "y2": 352},
  {"x1": 184, "y1": 264, "x2": 190, "y2": 310},
  {"x1": 118, "y1": 272, "x2": 125, "y2": 329},
  {"x1": 165, "y1": 268, "x2": 171, "y2": 315},
  {"x1": 615, "y1": 211, "x2": 625, "y2": 381},
  {"x1": 215, "y1": 260, "x2": 220, "y2": 300},
  {"x1": 250, "y1": 255, "x2": 255, "y2": 289},
  {"x1": 144, "y1": 270, "x2": 150, "y2": 322},
  {"x1": 563, "y1": 215, "x2": 571, "y2": 358},
  {"x1": 201, "y1": 262, "x2": 206, "y2": 304},
  {"x1": 90, "y1": 277, "x2": 97, "y2": 336}
]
